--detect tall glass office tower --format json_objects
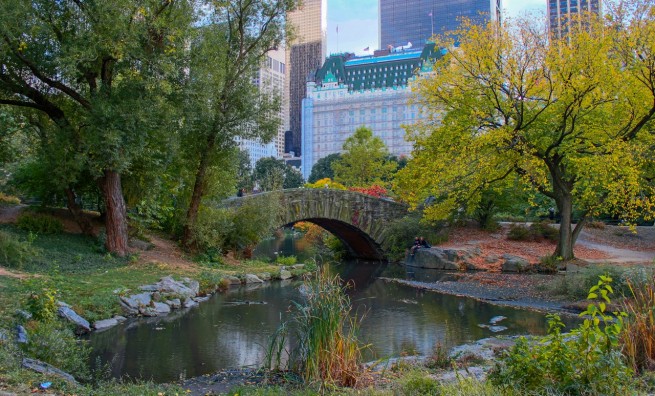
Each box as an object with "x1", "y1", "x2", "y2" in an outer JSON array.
[
  {"x1": 548, "y1": 0, "x2": 601, "y2": 39},
  {"x1": 379, "y1": 0, "x2": 502, "y2": 49}
]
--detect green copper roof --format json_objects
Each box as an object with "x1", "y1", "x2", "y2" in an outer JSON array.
[{"x1": 315, "y1": 43, "x2": 439, "y2": 91}]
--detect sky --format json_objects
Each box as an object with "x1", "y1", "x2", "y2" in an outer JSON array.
[{"x1": 326, "y1": 0, "x2": 547, "y2": 55}]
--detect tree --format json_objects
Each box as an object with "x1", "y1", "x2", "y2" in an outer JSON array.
[
  {"x1": 396, "y1": 4, "x2": 655, "y2": 260},
  {"x1": 180, "y1": 0, "x2": 297, "y2": 248},
  {"x1": 332, "y1": 126, "x2": 397, "y2": 188},
  {"x1": 308, "y1": 153, "x2": 341, "y2": 183},
  {"x1": 253, "y1": 157, "x2": 303, "y2": 191},
  {"x1": 0, "y1": 0, "x2": 193, "y2": 255}
]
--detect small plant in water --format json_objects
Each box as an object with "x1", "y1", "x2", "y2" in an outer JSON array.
[{"x1": 266, "y1": 267, "x2": 368, "y2": 388}]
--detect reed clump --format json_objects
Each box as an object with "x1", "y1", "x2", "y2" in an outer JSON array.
[
  {"x1": 622, "y1": 276, "x2": 655, "y2": 373},
  {"x1": 267, "y1": 268, "x2": 367, "y2": 388}
]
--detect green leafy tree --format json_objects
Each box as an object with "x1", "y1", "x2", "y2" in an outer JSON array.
[
  {"x1": 332, "y1": 126, "x2": 397, "y2": 188},
  {"x1": 180, "y1": 0, "x2": 297, "y2": 248},
  {"x1": 0, "y1": 0, "x2": 194, "y2": 255},
  {"x1": 253, "y1": 157, "x2": 302, "y2": 191},
  {"x1": 308, "y1": 153, "x2": 341, "y2": 183},
  {"x1": 396, "y1": 5, "x2": 655, "y2": 260}
]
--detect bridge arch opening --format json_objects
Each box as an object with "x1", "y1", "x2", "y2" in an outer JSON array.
[{"x1": 285, "y1": 218, "x2": 386, "y2": 260}]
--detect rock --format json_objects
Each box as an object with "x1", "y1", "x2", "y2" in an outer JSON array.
[
  {"x1": 22, "y1": 357, "x2": 78, "y2": 384},
  {"x1": 488, "y1": 325, "x2": 508, "y2": 333},
  {"x1": 15, "y1": 325, "x2": 28, "y2": 344},
  {"x1": 139, "y1": 285, "x2": 159, "y2": 292},
  {"x1": 165, "y1": 298, "x2": 182, "y2": 309},
  {"x1": 151, "y1": 291, "x2": 162, "y2": 301},
  {"x1": 114, "y1": 315, "x2": 127, "y2": 323},
  {"x1": 93, "y1": 318, "x2": 119, "y2": 331},
  {"x1": 56, "y1": 301, "x2": 71, "y2": 308},
  {"x1": 57, "y1": 306, "x2": 91, "y2": 334},
  {"x1": 140, "y1": 307, "x2": 158, "y2": 317},
  {"x1": 501, "y1": 254, "x2": 530, "y2": 273},
  {"x1": 406, "y1": 248, "x2": 460, "y2": 270},
  {"x1": 184, "y1": 280, "x2": 200, "y2": 296},
  {"x1": 485, "y1": 254, "x2": 499, "y2": 263},
  {"x1": 257, "y1": 272, "x2": 271, "y2": 281},
  {"x1": 193, "y1": 296, "x2": 210, "y2": 303},
  {"x1": 244, "y1": 274, "x2": 264, "y2": 283},
  {"x1": 152, "y1": 302, "x2": 171, "y2": 316},
  {"x1": 489, "y1": 316, "x2": 507, "y2": 325},
  {"x1": 279, "y1": 269, "x2": 293, "y2": 280},
  {"x1": 155, "y1": 276, "x2": 197, "y2": 299},
  {"x1": 226, "y1": 276, "x2": 241, "y2": 285},
  {"x1": 15, "y1": 309, "x2": 32, "y2": 320},
  {"x1": 183, "y1": 298, "x2": 198, "y2": 308},
  {"x1": 119, "y1": 300, "x2": 139, "y2": 316},
  {"x1": 291, "y1": 264, "x2": 305, "y2": 270},
  {"x1": 464, "y1": 261, "x2": 481, "y2": 271},
  {"x1": 120, "y1": 292, "x2": 152, "y2": 310}
]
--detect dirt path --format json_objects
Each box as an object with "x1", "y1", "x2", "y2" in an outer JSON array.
[
  {"x1": 576, "y1": 238, "x2": 655, "y2": 264},
  {"x1": 135, "y1": 234, "x2": 200, "y2": 272}
]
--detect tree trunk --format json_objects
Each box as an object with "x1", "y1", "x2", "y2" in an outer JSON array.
[
  {"x1": 99, "y1": 170, "x2": 128, "y2": 256},
  {"x1": 554, "y1": 192, "x2": 575, "y2": 260},
  {"x1": 64, "y1": 188, "x2": 95, "y2": 236},
  {"x1": 182, "y1": 147, "x2": 211, "y2": 250}
]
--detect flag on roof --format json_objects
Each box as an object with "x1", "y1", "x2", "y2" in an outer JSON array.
[{"x1": 363, "y1": 46, "x2": 369, "y2": 51}]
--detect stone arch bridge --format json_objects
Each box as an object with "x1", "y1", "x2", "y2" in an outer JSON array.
[{"x1": 225, "y1": 189, "x2": 409, "y2": 260}]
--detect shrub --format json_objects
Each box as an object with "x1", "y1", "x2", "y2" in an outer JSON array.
[
  {"x1": 425, "y1": 342, "x2": 452, "y2": 369},
  {"x1": 538, "y1": 255, "x2": 562, "y2": 274},
  {"x1": 16, "y1": 212, "x2": 64, "y2": 234},
  {"x1": 198, "y1": 270, "x2": 224, "y2": 295},
  {"x1": 21, "y1": 320, "x2": 91, "y2": 381},
  {"x1": 276, "y1": 255, "x2": 297, "y2": 266},
  {"x1": 24, "y1": 281, "x2": 58, "y2": 322},
  {"x1": 507, "y1": 224, "x2": 531, "y2": 241},
  {"x1": 529, "y1": 221, "x2": 558, "y2": 241},
  {"x1": 0, "y1": 192, "x2": 20, "y2": 206},
  {"x1": 267, "y1": 269, "x2": 367, "y2": 387},
  {"x1": 490, "y1": 276, "x2": 634, "y2": 395},
  {"x1": 190, "y1": 206, "x2": 233, "y2": 253},
  {"x1": 0, "y1": 230, "x2": 35, "y2": 268},
  {"x1": 396, "y1": 370, "x2": 439, "y2": 395},
  {"x1": 587, "y1": 220, "x2": 606, "y2": 229}
]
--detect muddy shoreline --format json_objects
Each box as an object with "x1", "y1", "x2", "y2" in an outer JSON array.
[{"x1": 379, "y1": 272, "x2": 582, "y2": 317}]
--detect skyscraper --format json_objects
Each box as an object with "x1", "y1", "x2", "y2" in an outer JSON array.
[
  {"x1": 379, "y1": 0, "x2": 502, "y2": 49},
  {"x1": 548, "y1": 0, "x2": 602, "y2": 39},
  {"x1": 285, "y1": 0, "x2": 327, "y2": 157},
  {"x1": 235, "y1": 49, "x2": 286, "y2": 167}
]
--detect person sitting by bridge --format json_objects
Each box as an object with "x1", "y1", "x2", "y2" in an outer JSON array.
[
  {"x1": 410, "y1": 237, "x2": 421, "y2": 256},
  {"x1": 419, "y1": 236, "x2": 431, "y2": 249}
]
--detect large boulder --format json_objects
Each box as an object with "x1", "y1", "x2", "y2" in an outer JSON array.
[
  {"x1": 150, "y1": 276, "x2": 197, "y2": 299},
  {"x1": 152, "y1": 302, "x2": 171, "y2": 316},
  {"x1": 501, "y1": 254, "x2": 530, "y2": 273},
  {"x1": 22, "y1": 358, "x2": 78, "y2": 384},
  {"x1": 406, "y1": 248, "x2": 460, "y2": 270},
  {"x1": 279, "y1": 269, "x2": 293, "y2": 280},
  {"x1": 120, "y1": 292, "x2": 152, "y2": 315},
  {"x1": 93, "y1": 318, "x2": 119, "y2": 331},
  {"x1": 57, "y1": 306, "x2": 91, "y2": 334},
  {"x1": 244, "y1": 274, "x2": 264, "y2": 284}
]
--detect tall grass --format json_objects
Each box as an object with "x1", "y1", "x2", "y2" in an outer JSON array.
[
  {"x1": 267, "y1": 268, "x2": 368, "y2": 388},
  {"x1": 622, "y1": 276, "x2": 655, "y2": 373}
]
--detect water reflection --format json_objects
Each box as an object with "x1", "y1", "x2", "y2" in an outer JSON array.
[{"x1": 89, "y1": 235, "x2": 578, "y2": 383}]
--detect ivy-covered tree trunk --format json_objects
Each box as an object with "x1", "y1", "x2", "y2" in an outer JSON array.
[
  {"x1": 99, "y1": 170, "x2": 128, "y2": 256},
  {"x1": 64, "y1": 187, "x2": 94, "y2": 236}
]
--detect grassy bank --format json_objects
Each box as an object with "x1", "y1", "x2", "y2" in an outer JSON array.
[{"x1": 0, "y1": 222, "x2": 314, "y2": 395}]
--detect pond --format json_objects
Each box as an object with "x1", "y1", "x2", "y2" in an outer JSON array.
[{"x1": 89, "y1": 233, "x2": 577, "y2": 383}]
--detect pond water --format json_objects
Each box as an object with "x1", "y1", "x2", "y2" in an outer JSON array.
[{"x1": 89, "y1": 234, "x2": 577, "y2": 383}]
